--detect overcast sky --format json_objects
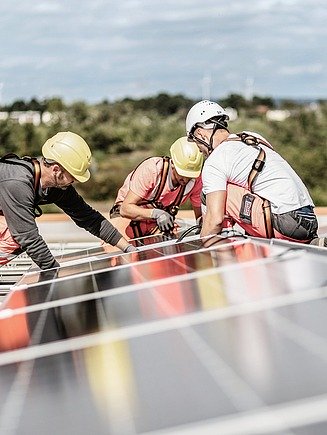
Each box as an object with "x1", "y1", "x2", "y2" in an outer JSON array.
[{"x1": 0, "y1": 0, "x2": 326, "y2": 104}]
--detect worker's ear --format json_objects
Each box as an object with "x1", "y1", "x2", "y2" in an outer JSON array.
[{"x1": 52, "y1": 164, "x2": 61, "y2": 174}]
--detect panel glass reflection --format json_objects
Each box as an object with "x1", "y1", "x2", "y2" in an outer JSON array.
[
  {"x1": 4, "y1": 242, "x2": 274, "y2": 311},
  {"x1": 16, "y1": 238, "x2": 204, "y2": 287},
  {"x1": 2, "y1": 246, "x2": 322, "y2": 352}
]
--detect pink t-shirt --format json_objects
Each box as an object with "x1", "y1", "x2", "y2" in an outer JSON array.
[{"x1": 115, "y1": 157, "x2": 202, "y2": 208}]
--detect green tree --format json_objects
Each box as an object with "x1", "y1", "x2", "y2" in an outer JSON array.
[{"x1": 0, "y1": 93, "x2": 325, "y2": 205}]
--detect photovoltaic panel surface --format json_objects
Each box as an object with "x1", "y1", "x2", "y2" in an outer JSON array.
[
  {"x1": 16, "y1": 234, "x2": 202, "y2": 286},
  {"x1": 0, "y1": 235, "x2": 327, "y2": 435}
]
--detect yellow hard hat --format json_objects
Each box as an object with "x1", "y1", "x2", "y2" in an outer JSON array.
[
  {"x1": 170, "y1": 136, "x2": 203, "y2": 178},
  {"x1": 42, "y1": 131, "x2": 91, "y2": 182}
]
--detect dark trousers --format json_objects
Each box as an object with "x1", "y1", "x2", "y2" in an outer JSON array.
[{"x1": 272, "y1": 206, "x2": 318, "y2": 241}]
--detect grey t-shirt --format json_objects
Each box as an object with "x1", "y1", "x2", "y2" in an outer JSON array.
[{"x1": 0, "y1": 157, "x2": 122, "y2": 270}]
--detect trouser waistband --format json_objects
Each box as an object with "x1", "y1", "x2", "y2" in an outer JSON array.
[{"x1": 296, "y1": 205, "x2": 314, "y2": 213}]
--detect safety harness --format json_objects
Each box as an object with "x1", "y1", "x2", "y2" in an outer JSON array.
[
  {"x1": 0, "y1": 153, "x2": 42, "y2": 216},
  {"x1": 229, "y1": 132, "x2": 275, "y2": 238},
  {"x1": 110, "y1": 156, "x2": 186, "y2": 238}
]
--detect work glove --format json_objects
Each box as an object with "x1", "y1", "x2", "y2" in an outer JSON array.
[
  {"x1": 123, "y1": 244, "x2": 138, "y2": 253},
  {"x1": 151, "y1": 208, "x2": 174, "y2": 233}
]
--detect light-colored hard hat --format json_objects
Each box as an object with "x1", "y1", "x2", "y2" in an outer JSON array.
[
  {"x1": 186, "y1": 100, "x2": 229, "y2": 138},
  {"x1": 170, "y1": 137, "x2": 203, "y2": 178},
  {"x1": 42, "y1": 131, "x2": 91, "y2": 182}
]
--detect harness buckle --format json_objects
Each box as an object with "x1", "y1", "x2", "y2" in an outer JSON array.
[
  {"x1": 167, "y1": 205, "x2": 179, "y2": 216},
  {"x1": 252, "y1": 159, "x2": 265, "y2": 172}
]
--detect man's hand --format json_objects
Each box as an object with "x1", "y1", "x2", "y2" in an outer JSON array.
[{"x1": 151, "y1": 209, "x2": 174, "y2": 232}]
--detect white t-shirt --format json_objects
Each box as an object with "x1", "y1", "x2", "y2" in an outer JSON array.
[{"x1": 202, "y1": 132, "x2": 314, "y2": 214}]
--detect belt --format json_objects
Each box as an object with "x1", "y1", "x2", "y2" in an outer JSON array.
[{"x1": 296, "y1": 205, "x2": 314, "y2": 214}]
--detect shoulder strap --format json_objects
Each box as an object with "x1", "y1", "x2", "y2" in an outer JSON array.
[
  {"x1": 22, "y1": 157, "x2": 42, "y2": 216},
  {"x1": 28, "y1": 157, "x2": 41, "y2": 192},
  {"x1": 235, "y1": 132, "x2": 274, "y2": 150},
  {"x1": 230, "y1": 133, "x2": 275, "y2": 238},
  {"x1": 134, "y1": 156, "x2": 170, "y2": 207},
  {"x1": 163, "y1": 184, "x2": 186, "y2": 217},
  {"x1": 225, "y1": 132, "x2": 270, "y2": 191},
  {"x1": 247, "y1": 148, "x2": 266, "y2": 191},
  {"x1": 129, "y1": 155, "x2": 168, "y2": 200},
  {"x1": 147, "y1": 156, "x2": 186, "y2": 213},
  {"x1": 0, "y1": 152, "x2": 18, "y2": 161},
  {"x1": 130, "y1": 156, "x2": 186, "y2": 214},
  {"x1": 152, "y1": 156, "x2": 170, "y2": 203},
  {"x1": 1, "y1": 153, "x2": 40, "y2": 191}
]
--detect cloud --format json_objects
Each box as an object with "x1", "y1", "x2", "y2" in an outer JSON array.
[
  {"x1": 279, "y1": 64, "x2": 323, "y2": 76},
  {"x1": 0, "y1": 0, "x2": 326, "y2": 103}
]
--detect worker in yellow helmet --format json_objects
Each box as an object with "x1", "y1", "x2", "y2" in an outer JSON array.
[
  {"x1": 0, "y1": 131, "x2": 136, "y2": 270},
  {"x1": 110, "y1": 137, "x2": 203, "y2": 239}
]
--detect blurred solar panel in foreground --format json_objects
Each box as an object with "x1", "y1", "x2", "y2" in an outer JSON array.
[{"x1": 0, "y1": 234, "x2": 327, "y2": 435}]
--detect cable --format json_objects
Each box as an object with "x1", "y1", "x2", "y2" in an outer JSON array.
[{"x1": 176, "y1": 225, "x2": 201, "y2": 243}]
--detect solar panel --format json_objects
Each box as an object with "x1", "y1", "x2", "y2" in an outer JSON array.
[{"x1": 0, "y1": 235, "x2": 327, "y2": 434}]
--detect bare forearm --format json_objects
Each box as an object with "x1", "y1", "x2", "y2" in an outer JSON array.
[
  {"x1": 120, "y1": 203, "x2": 153, "y2": 221},
  {"x1": 200, "y1": 213, "x2": 223, "y2": 237},
  {"x1": 200, "y1": 190, "x2": 226, "y2": 238}
]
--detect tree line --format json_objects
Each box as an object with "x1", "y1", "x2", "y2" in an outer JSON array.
[{"x1": 0, "y1": 93, "x2": 326, "y2": 206}]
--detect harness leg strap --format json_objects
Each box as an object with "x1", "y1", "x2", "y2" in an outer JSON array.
[{"x1": 262, "y1": 199, "x2": 274, "y2": 238}]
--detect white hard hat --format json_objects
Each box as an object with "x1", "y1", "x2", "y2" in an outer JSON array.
[{"x1": 186, "y1": 100, "x2": 229, "y2": 138}]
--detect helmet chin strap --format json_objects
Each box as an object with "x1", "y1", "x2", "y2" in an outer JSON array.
[
  {"x1": 191, "y1": 118, "x2": 229, "y2": 155},
  {"x1": 192, "y1": 125, "x2": 217, "y2": 154},
  {"x1": 190, "y1": 133, "x2": 212, "y2": 153},
  {"x1": 208, "y1": 120, "x2": 230, "y2": 153},
  {"x1": 208, "y1": 125, "x2": 218, "y2": 153}
]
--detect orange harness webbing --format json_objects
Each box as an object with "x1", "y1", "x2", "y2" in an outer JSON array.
[
  {"x1": 227, "y1": 133, "x2": 275, "y2": 238},
  {"x1": 111, "y1": 157, "x2": 186, "y2": 238}
]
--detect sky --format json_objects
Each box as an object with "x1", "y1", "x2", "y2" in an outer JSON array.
[{"x1": 0, "y1": 0, "x2": 326, "y2": 105}]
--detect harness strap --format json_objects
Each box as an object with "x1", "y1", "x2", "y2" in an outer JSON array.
[
  {"x1": 226, "y1": 132, "x2": 275, "y2": 238},
  {"x1": 110, "y1": 156, "x2": 187, "y2": 238},
  {"x1": 225, "y1": 133, "x2": 268, "y2": 191},
  {"x1": 0, "y1": 153, "x2": 42, "y2": 217},
  {"x1": 130, "y1": 220, "x2": 143, "y2": 239},
  {"x1": 247, "y1": 148, "x2": 266, "y2": 191},
  {"x1": 153, "y1": 156, "x2": 170, "y2": 203},
  {"x1": 130, "y1": 219, "x2": 159, "y2": 239},
  {"x1": 30, "y1": 158, "x2": 41, "y2": 192},
  {"x1": 236, "y1": 132, "x2": 274, "y2": 150},
  {"x1": 1, "y1": 153, "x2": 41, "y2": 192},
  {"x1": 262, "y1": 199, "x2": 274, "y2": 239},
  {"x1": 130, "y1": 156, "x2": 185, "y2": 237},
  {"x1": 166, "y1": 184, "x2": 186, "y2": 216}
]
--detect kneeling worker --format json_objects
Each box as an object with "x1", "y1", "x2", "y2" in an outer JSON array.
[
  {"x1": 0, "y1": 131, "x2": 136, "y2": 270},
  {"x1": 185, "y1": 100, "x2": 324, "y2": 246},
  {"x1": 110, "y1": 137, "x2": 203, "y2": 239}
]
